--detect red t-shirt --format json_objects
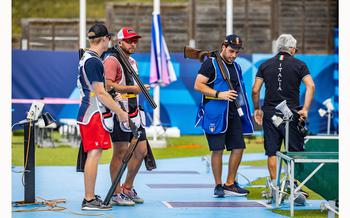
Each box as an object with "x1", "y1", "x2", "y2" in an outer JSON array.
[{"x1": 104, "y1": 55, "x2": 123, "y2": 83}]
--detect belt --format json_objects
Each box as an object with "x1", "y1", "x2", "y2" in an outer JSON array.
[
  {"x1": 89, "y1": 92, "x2": 136, "y2": 99},
  {"x1": 121, "y1": 93, "x2": 137, "y2": 99}
]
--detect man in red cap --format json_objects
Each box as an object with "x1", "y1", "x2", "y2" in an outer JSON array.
[{"x1": 103, "y1": 27, "x2": 150, "y2": 206}]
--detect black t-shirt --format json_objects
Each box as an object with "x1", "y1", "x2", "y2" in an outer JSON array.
[
  {"x1": 256, "y1": 52, "x2": 310, "y2": 111},
  {"x1": 198, "y1": 58, "x2": 240, "y2": 118}
]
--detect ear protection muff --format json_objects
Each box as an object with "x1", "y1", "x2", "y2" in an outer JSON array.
[{"x1": 291, "y1": 106, "x2": 309, "y2": 137}]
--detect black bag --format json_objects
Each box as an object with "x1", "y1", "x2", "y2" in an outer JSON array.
[
  {"x1": 76, "y1": 141, "x2": 87, "y2": 172},
  {"x1": 144, "y1": 140, "x2": 156, "y2": 171}
]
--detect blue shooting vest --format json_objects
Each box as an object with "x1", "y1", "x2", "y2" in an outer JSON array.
[{"x1": 195, "y1": 57, "x2": 254, "y2": 135}]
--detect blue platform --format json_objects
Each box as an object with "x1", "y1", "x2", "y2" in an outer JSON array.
[{"x1": 12, "y1": 154, "x2": 324, "y2": 218}]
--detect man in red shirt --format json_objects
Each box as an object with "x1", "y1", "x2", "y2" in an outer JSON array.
[{"x1": 104, "y1": 27, "x2": 150, "y2": 206}]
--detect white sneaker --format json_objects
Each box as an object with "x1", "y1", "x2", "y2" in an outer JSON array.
[{"x1": 110, "y1": 193, "x2": 135, "y2": 206}]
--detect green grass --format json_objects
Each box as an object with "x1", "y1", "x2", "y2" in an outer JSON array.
[
  {"x1": 240, "y1": 159, "x2": 266, "y2": 166},
  {"x1": 272, "y1": 210, "x2": 338, "y2": 218},
  {"x1": 245, "y1": 176, "x2": 324, "y2": 201},
  {"x1": 12, "y1": 0, "x2": 188, "y2": 38},
  {"x1": 245, "y1": 177, "x2": 336, "y2": 218},
  {"x1": 12, "y1": 133, "x2": 265, "y2": 166}
]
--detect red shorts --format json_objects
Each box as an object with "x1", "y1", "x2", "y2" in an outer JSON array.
[{"x1": 79, "y1": 113, "x2": 112, "y2": 152}]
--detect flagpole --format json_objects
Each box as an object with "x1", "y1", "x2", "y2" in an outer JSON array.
[
  {"x1": 148, "y1": 0, "x2": 180, "y2": 147},
  {"x1": 79, "y1": 0, "x2": 86, "y2": 48},
  {"x1": 154, "y1": 0, "x2": 160, "y2": 13},
  {"x1": 151, "y1": 0, "x2": 164, "y2": 144},
  {"x1": 226, "y1": 0, "x2": 233, "y2": 35},
  {"x1": 153, "y1": 85, "x2": 161, "y2": 141}
]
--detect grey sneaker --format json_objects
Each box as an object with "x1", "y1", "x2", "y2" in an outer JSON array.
[
  {"x1": 110, "y1": 193, "x2": 135, "y2": 206},
  {"x1": 122, "y1": 186, "x2": 144, "y2": 204},
  {"x1": 213, "y1": 184, "x2": 225, "y2": 198},
  {"x1": 81, "y1": 195, "x2": 112, "y2": 211}
]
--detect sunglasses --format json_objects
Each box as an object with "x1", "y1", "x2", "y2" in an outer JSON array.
[{"x1": 123, "y1": 38, "x2": 138, "y2": 44}]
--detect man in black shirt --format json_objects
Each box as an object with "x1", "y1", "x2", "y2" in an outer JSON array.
[
  {"x1": 252, "y1": 34, "x2": 315, "y2": 183},
  {"x1": 194, "y1": 34, "x2": 254, "y2": 197}
]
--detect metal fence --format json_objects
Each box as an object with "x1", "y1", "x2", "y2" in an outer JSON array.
[{"x1": 18, "y1": 0, "x2": 338, "y2": 54}]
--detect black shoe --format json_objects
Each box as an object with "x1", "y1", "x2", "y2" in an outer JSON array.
[
  {"x1": 82, "y1": 195, "x2": 112, "y2": 211},
  {"x1": 213, "y1": 184, "x2": 225, "y2": 198},
  {"x1": 223, "y1": 181, "x2": 249, "y2": 196}
]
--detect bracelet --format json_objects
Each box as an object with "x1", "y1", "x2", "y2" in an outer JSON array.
[{"x1": 215, "y1": 90, "x2": 220, "y2": 98}]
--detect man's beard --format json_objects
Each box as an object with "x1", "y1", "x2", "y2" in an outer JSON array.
[
  {"x1": 224, "y1": 55, "x2": 234, "y2": 64},
  {"x1": 128, "y1": 48, "x2": 135, "y2": 54},
  {"x1": 121, "y1": 46, "x2": 135, "y2": 55}
]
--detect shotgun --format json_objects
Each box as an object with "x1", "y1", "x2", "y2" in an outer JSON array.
[
  {"x1": 102, "y1": 88, "x2": 141, "y2": 206},
  {"x1": 103, "y1": 133, "x2": 141, "y2": 206},
  {"x1": 79, "y1": 47, "x2": 157, "y2": 110},
  {"x1": 109, "y1": 45, "x2": 158, "y2": 109},
  {"x1": 184, "y1": 46, "x2": 244, "y2": 117}
]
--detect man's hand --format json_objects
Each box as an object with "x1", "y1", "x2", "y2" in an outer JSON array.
[
  {"x1": 114, "y1": 93, "x2": 123, "y2": 102},
  {"x1": 135, "y1": 84, "x2": 151, "y2": 93},
  {"x1": 297, "y1": 108, "x2": 308, "y2": 122},
  {"x1": 218, "y1": 90, "x2": 237, "y2": 101},
  {"x1": 116, "y1": 110, "x2": 129, "y2": 124},
  {"x1": 254, "y1": 109, "x2": 263, "y2": 126},
  {"x1": 144, "y1": 84, "x2": 151, "y2": 91}
]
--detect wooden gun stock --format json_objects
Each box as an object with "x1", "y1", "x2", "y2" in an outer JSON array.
[{"x1": 183, "y1": 46, "x2": 214, "y2": 62}]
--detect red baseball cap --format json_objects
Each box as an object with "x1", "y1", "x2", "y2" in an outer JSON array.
[{"x1": 117, "y1": 27, "x2": 142, "y2": 40}]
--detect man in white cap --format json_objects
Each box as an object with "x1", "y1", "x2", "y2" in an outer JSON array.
[
  {"x1": 252, "y1": 34, "x2": 315, "y2": 200},
  {"x1": 103, "y1": 27, "x2": 150, "y2": 206}
]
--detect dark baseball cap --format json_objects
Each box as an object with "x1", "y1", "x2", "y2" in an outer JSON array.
[
  {"x1": 88, "y1": 23, "x2": 110, "y2": 39},
  {"x1": 224, "y1": 34, "x2": 243, "y2": 50}
]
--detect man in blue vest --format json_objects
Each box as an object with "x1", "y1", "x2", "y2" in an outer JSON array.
[{"x1": 194, "y1": 34, "x2": 254, "y2": 197}]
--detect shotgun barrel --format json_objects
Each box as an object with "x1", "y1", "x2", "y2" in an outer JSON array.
[{"x1": 113, "y1": 44, "x2": 157, "y2": 109}]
